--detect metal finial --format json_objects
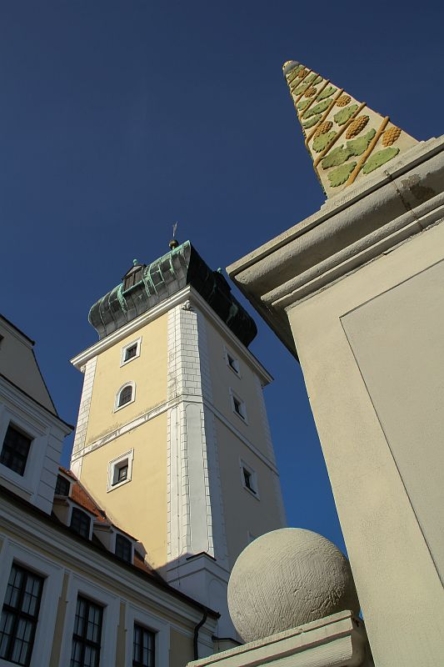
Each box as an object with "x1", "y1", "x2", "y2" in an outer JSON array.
[
  {"x1": 169, "y1": 222, "x2": 179, "y2": 249},
  {"x1": 133, "y1": 259, "x2": 138, "y2": 266}
]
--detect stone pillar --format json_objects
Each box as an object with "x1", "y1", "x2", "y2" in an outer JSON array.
[{"x1": 227, "y1": 136, "x2": 444, "y2": 666}]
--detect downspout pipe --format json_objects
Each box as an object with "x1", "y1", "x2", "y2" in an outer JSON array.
[{"x1": 193, "y1": 608, "x2": 209, "y2": 660}]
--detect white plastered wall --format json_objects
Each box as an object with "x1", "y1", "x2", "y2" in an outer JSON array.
[{"x1": 286, "y1": 219, "x2": 444, "y2": 667}]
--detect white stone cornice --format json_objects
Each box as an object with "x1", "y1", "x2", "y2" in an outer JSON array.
[
  {"x1": 227, "y1": 136, "x2": 444, "y2": 356},
  {"x1": 71, "y1": 285, "x2": 272, "y2": 385},
  {"x1": 71, "y1": 288, "x2": 191, "y2": 369},
  {"x1": 189, "y1": 610, "x2": 370, "y2": 667},
  {"x1": 71, "y1": 391, "x2": 279, "y2": 476},
  {"x1": 0, "y1": 495, "x2": 217, "y2": 627}
]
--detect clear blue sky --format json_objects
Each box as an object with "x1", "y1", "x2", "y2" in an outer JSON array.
[{"x1": 1, "y1": 1, "x2": 443, "y2": 555}]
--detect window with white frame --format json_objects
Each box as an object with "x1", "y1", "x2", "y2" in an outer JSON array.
[
  {"x1": 0, "y1": 543, "x2": 64, "y2": 667},
  {"x1": 0, "y1": 407, "x2": 49, "y2": 502},
  {"x1": 108, "y1": 450, "x2": 134, "y2": 491},
  {"x1": 230, "y1": 389, "x2": 247, "y2": 423},
  {"x1": 133, "y1": 623, "x2": 155, "y2": 667},
  {"x1": 70, "y1": 595, "x2": 104, "y2": 667},
  {"x1": 125, "y1": 604, "x2": 168, "y2": 667},
  {"x1": 115, "y1": 534, "x2": 132, "y2": 564},
  {"x1": 55, "y1": 473, "x2": 71, "y2": 496},
  {"x1": 70, "y1": 508, "x2": 92, "y2": 540},
  {"x1": 240, "y1": 461, "x2": 259, "y2": 498},
  {"x1": 115, "y1": 383, "x2": 135, "y2": 411},
  {"x1": 225, "y1": 348, "x2": 240, "y2": 376},
  {"x1": 59, "y1": 575, "x2": 119, "y2": 667},
  {"x1": 0, "y1": 423, "x2": 32, "y2": 476},
  {"x1": 121, "y1": 338, "x2": 141, "y2": 366},
  {"x1": 0, "y1": 563, "x2": 44, "y2": 667}
]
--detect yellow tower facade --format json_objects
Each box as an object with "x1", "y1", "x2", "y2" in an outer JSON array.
[{"x1": 71, "y1": 242, "x2": 285, "y2": 639}]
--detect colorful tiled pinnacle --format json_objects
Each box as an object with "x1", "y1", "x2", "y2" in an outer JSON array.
[{"x1": 283, "y1": 61, "x2": 418, "y2": 198}]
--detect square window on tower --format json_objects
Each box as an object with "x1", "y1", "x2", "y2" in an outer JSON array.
[
  {"x1": 230, "y1": 390, "x2": 248, "y2": 423},
  {"x1": 108, "y1": 451, "x2": 134, "y2": 491},
  {"x1": 121, "y1": 338, "x2": 141, "y2": 366},
  {"x1": 225, "y1": 349, "x2": 241, "y2": 376},
  {"x1": 240, "y1": 461, "x2": 259, "y2": 498}
]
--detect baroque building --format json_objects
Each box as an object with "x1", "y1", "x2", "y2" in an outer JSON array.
[
  {"x1": 0, "y1": 313, "x2": 220, "y2": 667},
  {"x1": 70, "y1": 240, "x2": 286, "y2": 640}
]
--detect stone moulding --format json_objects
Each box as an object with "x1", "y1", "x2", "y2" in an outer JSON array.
[
  {"x1": 188, "y1": 610, "x2": 371, "y2": 667},
  {"x1": 227, "y1": 136, "x2": 444, "y2": 358}
]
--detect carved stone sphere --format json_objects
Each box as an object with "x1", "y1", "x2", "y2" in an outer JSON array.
[{"x1": 227, "y1": 528, "x2": 359, "y2": 643}]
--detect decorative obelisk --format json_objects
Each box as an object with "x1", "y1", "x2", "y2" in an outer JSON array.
[
  {"x1": 282, "y1": 61, "x2": 417, "y2": 197},
  {"x1": 228, "y1": 61, "x2": 444, "y2": 667}
]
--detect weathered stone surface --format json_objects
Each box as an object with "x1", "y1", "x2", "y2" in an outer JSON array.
[{"x1": 227, "y1": 528, "x2": 359, "y2": 642}]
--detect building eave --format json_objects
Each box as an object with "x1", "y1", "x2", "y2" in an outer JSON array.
[{"x1": 72, "y1": 286, "x2": 273, "y2": 386}]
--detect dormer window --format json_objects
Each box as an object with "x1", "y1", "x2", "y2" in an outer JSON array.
[
  {"x1": 122, "y1": 261, "x2": 146, "y2": 292},
  {"x1": 55, "y1": 474, "x2": 71, "y2": 496},
  {"x1": 70, "y1": 508, "x2": 91, "y2": 539},
  {"x1": 0, "y1": 424, "x2": 32, "y2": 476},
  {"x1": 115, "y1": 534, "x2": 132, "y2": 563}
]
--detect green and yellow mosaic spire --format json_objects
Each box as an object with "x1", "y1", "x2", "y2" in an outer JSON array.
[{"x1": 283, "y1": 61, "x2": 417, "y2": 197}]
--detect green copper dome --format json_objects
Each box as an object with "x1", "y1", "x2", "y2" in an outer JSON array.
[{"x1": 88, "y1": 241, "x2": 257, "y2": 347}]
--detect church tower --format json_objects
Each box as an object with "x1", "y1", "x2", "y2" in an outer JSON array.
[{"x1": 70, "y1": 241, "x2": 285, "y2": 638}]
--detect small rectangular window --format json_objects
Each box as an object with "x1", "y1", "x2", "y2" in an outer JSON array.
[
  {"x1": 227, "y1": 354, "x2": 240, "y2": 375},
  {"x1": 115, "y1": 534, "x2": 132, "y2": 563},
  {"x1": 108, "y1": 451, "x2": 134, "y2": 492},
  {"x1": 133, "y1": 623, "x2": 155, "y2": 667},
  {"x1": 55, "y1": 474, "x2": 71, "y2": 496},
  {"x1": 112, "y1": 460, "x2": 129, "y2": 486},
  {"x1": 125, "y1": 345, "x2": 137, "y2": 362},
  {"x1": 0, "y1": 563, "x2": 44, "y2": 667},
  {"x1": 71, "y1": 596, "x2": 103, "y2": 667},
  {"x1": 241, "y1": 461, "x2": 259, "y2": 498},
  {"x1": 243, "y1": 468, "x2": 256, "y2": 494},
  {"x1": 232, "y1": 394, "x2": 247, "y2": 421},
  {"x1": 0, "y1": 424, "x2": 32, "y2": 476},
  {"x1": 70, "y1": 508, "x2": 91, "y2": 539},
  {"x1": 121, "y1": 339, "x2": 141, "y2": 366}
]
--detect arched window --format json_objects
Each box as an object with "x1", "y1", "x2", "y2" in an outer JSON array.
[{"x1": 117, "y1": 384, "x2": 133, "y2": 408}]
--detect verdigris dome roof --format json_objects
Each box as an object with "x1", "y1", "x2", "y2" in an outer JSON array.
[
  {"x1": 228, "y1": 527, "x2": 359, "y2": 642},
  {"x1": 88, "y1": 241, "x2": 257, "y2": 347}
]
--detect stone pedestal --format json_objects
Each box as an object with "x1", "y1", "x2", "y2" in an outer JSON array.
[
  {"x1": 227, "y1": 137, "x2": 444, "y2": 666},
  {"x1": 189, "y1": 611, "x2": 372, "y2": 667}
]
